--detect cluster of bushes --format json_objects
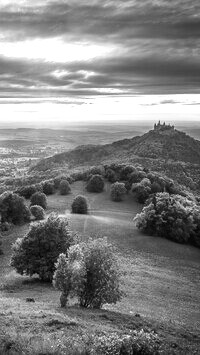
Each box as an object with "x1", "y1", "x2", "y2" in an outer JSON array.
[
  {"x1": 103, "y1": 162, "x2": 192, "y2": 204},
  {"x1": 0, "y1": 191, "x2": 46, "y2": 228},
  {"x1": 15, "y1": 184, "x2": 42, "y2": 199},
  {"x1": 134, "y1": 192, "x2": 200, "y2": 247},
  {"x1": 14, "y1": 175, "x2": 73, "y2": 200}
]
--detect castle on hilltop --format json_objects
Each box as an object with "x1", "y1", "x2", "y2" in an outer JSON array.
[{"x1": 154, "y1": 121, "x2": 175, "y2": 132}]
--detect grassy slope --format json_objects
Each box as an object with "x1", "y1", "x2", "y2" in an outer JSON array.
[{"x1": 0, "y1": 181, "x2": 200, "y2": 354}]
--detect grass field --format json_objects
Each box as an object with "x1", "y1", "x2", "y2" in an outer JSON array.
[{"x1": 0, "y1": 181, "x2": 200, "y2": 354}]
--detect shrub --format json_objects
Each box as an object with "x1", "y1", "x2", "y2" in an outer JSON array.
[
  {"x1": 151, "y1": 182, "x2": 163, "y2": 194},
  {"x1": 42, "y1": 181, "x2": 54, "y2": 195},
  {"x1": 131, "y1": 178, "x2": 152, "y2": 203},
  {"x1": 86, "y1": 174, "x2": 104, "y2": 193},
  {"x1": 53, "y1": 245, "x2": 86, "y2": 307},
  {"x1": 70, "y1": 171, "x2": 85, "y2": 182},
  {"x1": 110, "y1": 182, "x2": 126, "y2": 202},
  {"x1": 88, "y1": 166, "x2": 105, "y2": 177},
  {"x1": 92, "y1": 329, "x2": 163, "y2": 355},
  {"x1": 134, "y1": 192, "x2": 200, "y2": 245},
  {"x1": 0, "y1": 192, "x2": 31, "y2": 225},
  {"x1": 53, "y1": 175, "x2": 73, "y2": 189},
  {"x1": 71, "y1": 195, "x2": 88, "y2": 214},
  {"x1": 120, "y1": 165, "x2": 136, "y2": 181},
  {"x1": 105, "y1": 168, "x2": 118, "y2": 183},
  {"x1": 129, "y1": 170, "x2": 147, "y2": 184},
  {"x1": 30, "y1": 192, "x2": 47, "y2": 210},
  {"x1": 15, "y1": 185, "x2": 37, "y2": 199},
  {"x1": 59, "y1": 180, "x2": 71, "y2": 195},
  {"x1": 79, "y1": 238, "x2": 122, "y2": 308},
  {"x1": 53, "y1": 238, "x2": 121, "y2": 309},
  {"x1": 30, "y1": 205, "x2": 45, "y2": 220},
  {"x1": 11, "y1": 213, "x2": 74, "y2": 281}
]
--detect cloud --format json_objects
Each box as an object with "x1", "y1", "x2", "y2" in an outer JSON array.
[{"x1": 0, "y1": 0, "x2": 200, "y2": 100}]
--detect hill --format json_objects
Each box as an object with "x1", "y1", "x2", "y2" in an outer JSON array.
[
  {"x1": 29, "y1": 123, "x2": 200, "y2": 191},
  {"x1": 31, "y1": 123, "x2": 200, "y2": 172}
]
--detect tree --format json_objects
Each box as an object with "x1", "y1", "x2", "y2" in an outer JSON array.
[
  {"x1": 88, "y1": 166, "x2": 105, "y2": 177},
  {"x1": 0, "y1": 191, "x2": 31, "y2": 225},
  {"x1": 86, "y1": 174, "x2": 104, "y2": 193},
  {"x1": 30, "y1": 205, "x2": 45, "y2": 220},
  {"x1": 53, "y1": 245, "x2": 86, "y2": 307},
  {"x1": 59, "y1": 180, "x2": 71, "y2": 195},
  {"x1": 71, "y1": 195, "x2": 88, "y2": 214},
  {"x1": 54, "y1": 175, "x2": 73, "y2": 189},
  {"x1": 105, "y1": 168, "x2": 118, "y2": 183},
  {"x1": 53, "y1": 238, "x2": 121, "y2": 309},
  {"x1": 134, "y1": 193, "x2": 200, "y2": 245},
  {"x1": 131, "y1": 178, "x2": 152, "y2": 203},
  {"x1": 15, "y1": 185, "x2": 37, "y2": 199},
  {"x1": 120, "y1": 165, "x2": 136, "y2": 181},
  {"x1": 30, "y1": 192, "x2": 47, "y2": 210},
  {"x1": 129, "y1": 170, "x2": 147, "y2": 184},
  {"x1": 42, "y1": 181, "x2": 54, "y2": 195},
  {"x1": 11, "y1": 213, "x2": 74, "y2": 281},
  {"x1": 110, "y1": 182, "x2": 126, "y2": 202}
]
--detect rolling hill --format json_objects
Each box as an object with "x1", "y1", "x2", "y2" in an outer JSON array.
[{"x1": 30, "y1": 123, "x2": 200, "y2": 173}]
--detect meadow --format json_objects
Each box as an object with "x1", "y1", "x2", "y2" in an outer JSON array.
[{"x1": 0, "y1": 181, "x2": 200, "y2": 354}]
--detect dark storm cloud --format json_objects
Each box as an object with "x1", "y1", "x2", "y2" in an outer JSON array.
[
  {"x1": 0, "y1": 0, "x2": 200, "y2": 98},
  {"x1": 1, "y1": 1, "x2": 200, "y2": 41}
]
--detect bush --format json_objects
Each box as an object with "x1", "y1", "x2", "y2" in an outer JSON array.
[
  {"x1": 105, "y1": 168, "x2": 118, "y2": 183},
  {"x1": 71, "y1": 195, "x2": 88, "y2": 214},
  {"x1": 0, "y1": 192, "x2": 31, "y2": 225},
  {"x1": 42, "y1": 181, "x2": 54, "y2": 195},
  {"x1": 88, "y1": 166, "x2": 105, "y2": 177},
  {"x1": 79, "y1": 238, "x2": 121, "y2": 308},
  {"x1": 134, "y1": 192, "x2": 200, "y2": 245},
  {"x1": 53, "y1": 175, "x2": 73, "y2": 189},
  {"x1": 11, "y1": 213, "x2": 74, "y2": 281},
  {"x1": 151, "y1": 182, "x2": 163, "y2": 194},
  {"x1": 86, "y1": 174, "x2": 104, "y2": 193},
  {"x1": 53, "y1": 238, "x2": 121, "y2": 309},
  {"x1": 91, "y1": 329, "x2": 163, "y2": 355},
  {"x1": 59, "y1": 180, "x2": 71, "y2": 195},
  {"x1": 53, "y1": 245, "x2": 86, "y2": 307},
  {"x1": 15, "y1": 185, "x2": 37, "y2": 199},
  {"x1": 120, "y1": 165, "x2": 136, "y2": 181},
  {"x1": 129, "y1": 170, "x2": 147, "y2": 184},
  {"x1": 30, "y1": 192, "x2": 47, "y2": 210},
  {"x1": 131, "y1": 178, "x2": 152, "y2": 203},
  {"x1": 110, "y1": 182, "x2": 126, "y2": 202},
  {"x1": 30, "y1": 205, "x2": 45, "y2": 220}
]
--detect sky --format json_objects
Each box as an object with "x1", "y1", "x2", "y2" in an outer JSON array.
[{"x1": 0, "y1": 0, "x2": 200, "y2": 127}]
